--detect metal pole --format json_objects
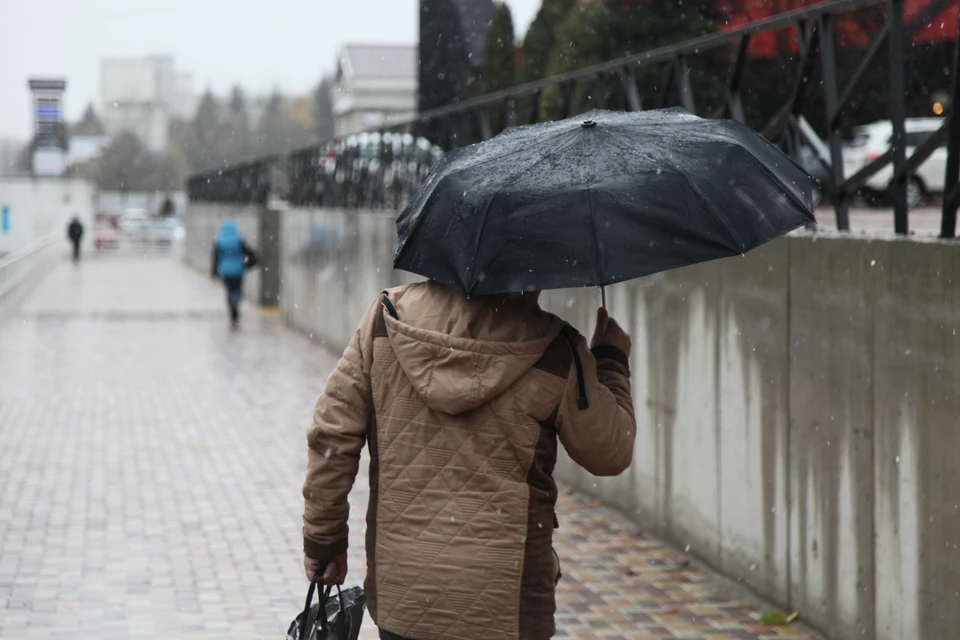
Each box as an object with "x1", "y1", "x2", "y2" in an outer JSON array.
[
  {"x1": 940, "y1": 9, "x2": 960, "y2": 238},
  {"x1": 621, "y1": 69, "x2": 642, "y2": 111},
  {"x1": 888, "y1": 0, "x2": 909, "y2": 235},
  {"x1": 727, "y1": 35, "x2": 751, "y2": 122},
  {"x1": 676, "y1": 57, "x2": 696, "y2": 113},
  {"x1": 819, "y1": 15, "x2": 850, "y2": 231}
]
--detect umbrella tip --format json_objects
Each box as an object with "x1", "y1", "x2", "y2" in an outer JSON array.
[{"x1": 581, "y1": 120, "x2": 597, "y2": 128}]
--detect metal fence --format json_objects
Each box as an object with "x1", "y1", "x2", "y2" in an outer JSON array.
[{"x1": 187, "y1": 0, "x2": 960, "y2": 237}]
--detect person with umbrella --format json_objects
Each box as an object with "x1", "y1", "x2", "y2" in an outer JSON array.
[{"x1": 300, "y1": 109, "x2": 814, "y2": 640}]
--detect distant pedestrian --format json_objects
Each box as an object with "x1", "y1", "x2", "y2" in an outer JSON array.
[
  {"x1": 211, "y1": 219, "x2": 258, "y2": 328},
  {"x1": 67, "y1": 217, "x2": 84, "y2": 263}
]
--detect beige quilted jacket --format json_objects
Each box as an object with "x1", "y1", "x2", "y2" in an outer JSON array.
[{"x1": 302, "y1": 281, "x2": 635, "y2": 640}]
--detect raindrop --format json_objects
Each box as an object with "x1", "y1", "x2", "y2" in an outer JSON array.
[
  {"x1": 684, "y1": 544, "x2": 690, "y2": 552},
  {"x1": 895, "y1": 456, "x2": 901, "y2": 464},
  {"x1": 870, "y1": 260, "x2": 876, "y2": 266}
]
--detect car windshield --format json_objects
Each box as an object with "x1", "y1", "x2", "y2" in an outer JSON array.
[{"x1": 846, "y1": 131, "x2": 872, "y2": 148}]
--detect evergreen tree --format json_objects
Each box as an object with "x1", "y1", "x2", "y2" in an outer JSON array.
[
  {"x1": 517, "y1": 0, "x2": 578, "y2": 123},
  {"x1": 184, "y1": 91, "x2": 224, "y2": 171},
  {"x1": 255, "y1": 91, "x2": 309, "y2": 156},
  {"x1": 222, "y1": 85, "x2": 253, "y2": 163},
  {"x1": 540, "y1": 0, "x2": 722, "y2": 119},
  {"x1": 313, "y1": 77, "x2": 335, "y2": 142},
  {"x1": 474, "y1": 2, "x2": 517, "y2": 97},
  {"x1": 520, "y1": 0, "x2": 578, "y2": 84}
]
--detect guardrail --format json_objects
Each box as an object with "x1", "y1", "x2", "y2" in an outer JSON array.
[
  {"x1": 0, "y1": 236, "x2": 60, "y2": 305},
  {"x1": 188, "y1": 0, "x2": 960, "y2": 236}
]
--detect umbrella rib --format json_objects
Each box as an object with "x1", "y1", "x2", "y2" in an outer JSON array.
[
  {"x1": 466, "y1": 132, "x2": 584, "y2": 294},
  {"x1": 674, "y1": 169, "x2": 745, "y2": 254},
  {"x1": 585, "y1": 187, "x2": 603, "y2": 286},
  {"x1": 598, "y1": 127, "x2": 745, "y2": 253},
  {"x1": 445, "y1": 127, "x2": 577, "y2": 182}
]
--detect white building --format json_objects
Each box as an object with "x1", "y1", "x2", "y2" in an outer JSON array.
[
  {"x1": 333, "y1": 44, "x2": 417, "y2": 137},
  {"x1": 100, "y1": 56, "x2": 195, "y2": 153},
  {"x1": 67, "y1": 105, "x2": 110, "y2": 167}
]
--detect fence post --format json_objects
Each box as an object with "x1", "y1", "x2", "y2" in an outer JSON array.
[
  {"x1": 940, "y1": 8, "x2": 960, "y2": 239},
  {"x1": 258, "y1": 206, "x2": 282, "y2": 307},
  {"x1": 888, "y1": 0, "x2": 909, "y2": 235}
]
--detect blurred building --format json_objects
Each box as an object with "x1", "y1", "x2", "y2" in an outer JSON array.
[
  {"x1": 28, "y1": 78, "x2": 68, "y2": 178},
  {"x1": 100, "y1": 55, "x2": 195, "y2": 153},
  {"x1": 418, "y1": 0, "x2": 494, "y2": 112},
  {"x1": 333, "y1": 44, "x2": 418, "y2": 137},
  {"x1": 68, "y1": 105, "x2": 110, "y2": 167}
]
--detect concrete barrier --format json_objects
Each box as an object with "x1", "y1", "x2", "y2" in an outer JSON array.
[{"x1": 185, "y1": 202, "x2": 960, "y2": 640}]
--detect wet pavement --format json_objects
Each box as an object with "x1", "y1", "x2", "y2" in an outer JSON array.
[{"x1": 0, "y1": 253, "x2": 819, "y2": 639}]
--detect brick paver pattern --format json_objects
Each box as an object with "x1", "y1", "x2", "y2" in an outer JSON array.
[{"x1": 0, "y1": 254, "x2": 818, "y2": 639}]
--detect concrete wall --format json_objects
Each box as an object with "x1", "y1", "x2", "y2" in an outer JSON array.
[
  {"x1": 0, "y1": 178, "x2": 95, "y2": 256},
  {"x1": 279, "y1": 208, "x2": 419, "y2": 348},
  {"x1": 185, "y1": 204, "x2": 960, "y2": 640}
]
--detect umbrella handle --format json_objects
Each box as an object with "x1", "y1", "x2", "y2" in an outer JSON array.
[{"x1": 599, "y1": 286, "x2": 606, "y2": 309}]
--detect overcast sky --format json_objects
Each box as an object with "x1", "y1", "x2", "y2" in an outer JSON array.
[{"x1": 0, "y1": 0, "x2": 541, "y2": 139}]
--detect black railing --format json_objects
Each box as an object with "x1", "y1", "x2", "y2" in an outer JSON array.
[{"x1": 187, "y1": 0, "x2": 960, "y2": 237}]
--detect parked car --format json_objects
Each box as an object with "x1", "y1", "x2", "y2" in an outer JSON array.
[
  {"x1": 842, "y1": 118, "x2": 951, "y2": 208},
  {"x1": 94, "y1": 222, "x2": 120, "y2": 250},
  {"x1": 119, "y1": 208, "x2": 149, "y2": 235},
  {"x1": 141, "y1": 218, "x2": 184, "y2": 246},
  {"x1": 796, "y1": 145, "x2": 831, "y2": 207}
]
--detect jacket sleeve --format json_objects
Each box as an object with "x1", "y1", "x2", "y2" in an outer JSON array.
[
  {"x1": 555, "y1": 337, "x2": 636, "y2": 477},
  {"x1": 302, "y1": 299, "x2": 379, "y2": 561}
]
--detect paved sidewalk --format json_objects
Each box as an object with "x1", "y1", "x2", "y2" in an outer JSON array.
[{"x1": 0, "y1": 255, "x2": 817, "y2": 639}]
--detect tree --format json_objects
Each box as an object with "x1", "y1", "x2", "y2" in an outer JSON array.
[
  {"x1": 255, "y1": 91, "x2": 310, "y2": 156},
  {"x1": 222, "y1": 85, "x2": 253, "y2": 163},
  {"x1": 93, "y1": 131, "x2": 186, "y2": 191},
  {"x1": 520, "y1": 0, "x2": 579, "y2": 84},
  {"x1": 159, "y1": 196, "x2": 176, "y2": 217},
  {"x1": 313, "y1": 77, "x2": 335, "y2": 142},
  {"x1": 183, "y1": 90, "x2": 224, "y2": 171},
  {"x1": 474, "y1": 2, "x2": 517, "y2": 97},
  {"x1": 538, "y1": 2, "x2": 601, "y2": 119},
  {"x1": 540, "y1": 0, "x2": 722, "y2": 119}
]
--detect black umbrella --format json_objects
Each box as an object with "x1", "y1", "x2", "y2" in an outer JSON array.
[{"x1": 394, "y1": 108, "x2": 815, "y2": 297}]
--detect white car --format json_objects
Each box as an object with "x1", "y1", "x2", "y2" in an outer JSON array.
[
  {"x1": 843, "y1": 118, "x2": 952, "y2": 207},
  {"x1": 119, "y1": 208, "x2": 149, "y2": 235}
]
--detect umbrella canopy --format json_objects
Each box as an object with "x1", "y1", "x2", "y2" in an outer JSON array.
[{"x1": 395, "y1": 108, "x2": 815, "y2": 296}]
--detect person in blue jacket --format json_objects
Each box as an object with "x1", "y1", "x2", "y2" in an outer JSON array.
[{"x1": 211, "y1": 219, "x2": 258, "y2": 327}]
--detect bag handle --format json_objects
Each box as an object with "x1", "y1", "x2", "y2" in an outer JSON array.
[{"x1": 298, "y1": 571, "x2": 346, "y2": 638}]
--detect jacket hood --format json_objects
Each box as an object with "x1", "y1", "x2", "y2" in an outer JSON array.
[
  {"x1": 217, "y1": 219, "x2": 240, "y2": 244},
  {"x1": 384, "y1": 282, "x2": 564, "y2": 415}
]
